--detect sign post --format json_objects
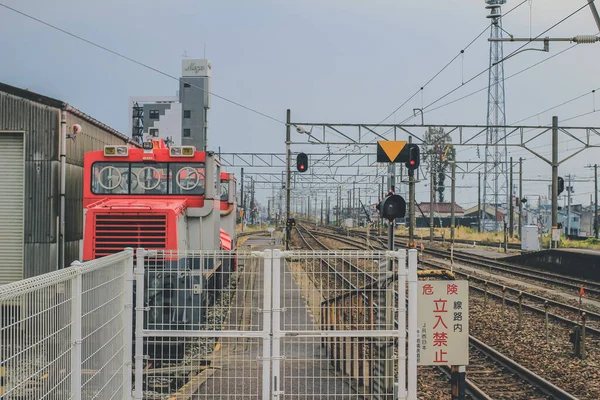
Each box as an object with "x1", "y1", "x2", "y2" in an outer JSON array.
[{"x1": 417, "y1": 280, "x2": 469, "y2": 399}]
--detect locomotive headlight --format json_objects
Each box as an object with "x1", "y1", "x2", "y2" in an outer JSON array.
[
  {"x1": 170, "y1": 146, "x2": 195, "y2": 157},
  {"x1": 104, "y1": 145, "x2": 129, "y2": 156}
]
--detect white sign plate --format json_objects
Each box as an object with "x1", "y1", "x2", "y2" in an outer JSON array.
[
  {"x1": 267, "y1": 227, "x2": 275, "y2": 233},
  {"x1": 417, "y1": 281, "x2": 469, "y2": 366},
  {"x1": 552, "y1": 228, "x2": 560, "y2": 241},
  {"x1": 182, "y1": 59, "x2": 212, "y2": 77}
]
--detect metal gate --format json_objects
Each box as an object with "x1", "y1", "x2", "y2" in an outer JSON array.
[{"x1": 133, "y1": 248, "x2": 417, "y2": 399}]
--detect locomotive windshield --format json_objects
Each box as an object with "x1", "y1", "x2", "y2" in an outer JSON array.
[
  {"x1": 92, "y1": 162, "x2": 205, "y2": 195},
  {"x1": 220, "y1": 180, "x2": 229, "y2": 202}
]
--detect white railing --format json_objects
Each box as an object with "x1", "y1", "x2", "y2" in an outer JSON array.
[{"x1": 0, "y1": 249, "x2": 134, "y2": 400}]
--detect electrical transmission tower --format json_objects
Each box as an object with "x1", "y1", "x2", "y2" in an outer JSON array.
[{"x1": 482, "y1": 0, "x2": 509, "y2": 231}]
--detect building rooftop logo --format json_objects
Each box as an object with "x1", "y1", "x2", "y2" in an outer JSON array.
[{"x1": 182, "y1": 59, "x2": 212, "y2": 77}]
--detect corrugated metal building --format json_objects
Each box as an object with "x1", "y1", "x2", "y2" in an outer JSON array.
[{"x1": 0, "y1": 82, "x2": 136, "y2": 283}]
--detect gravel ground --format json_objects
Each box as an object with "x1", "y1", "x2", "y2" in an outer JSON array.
[
  {"x1": 470, "y1": 291, "x2": 600, "y2": 400},
  {"x1": 417, "y1": 366, "x2": 451, "y2": 399}
]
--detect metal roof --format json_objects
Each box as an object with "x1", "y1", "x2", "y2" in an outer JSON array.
[{"x1": 0, "y1": 81, "x2": 138, "y2": 145}]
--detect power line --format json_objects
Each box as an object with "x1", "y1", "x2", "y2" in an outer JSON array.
[
  {"x1": 398, "y1": 1, "x2": 593, "y2": 126},
  {"x1": 512, "y1": 86, "x2": 600, "y2": 125},
  {"x1": 0, "y1": 2, "x2": 286, "y2": 125},
  {"x1": 378, "y1": 0, "x2": 530, "y2": 127}
]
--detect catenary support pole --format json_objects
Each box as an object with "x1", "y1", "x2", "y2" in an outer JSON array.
[
  {"x1": 552, "y1": 116, "x2": 559, "y2": 248},
  {"x1": 285, "y1": 109, "x2": 291, "y2": 250},
  {"x1": 240, "y1": 167, "x2": 245, "y2": 231},
  {"x1": 430, "y1": 169, "x2": 434, "y2": 242},
  {"x1": 478, "y1": 171, "x2": 481, "y2": 232},
  {"x1": 595, "y1": 165, "x2": 598, "y2": 238},
  {"x1": 510, "y1": 157, "x2": 514, "y2": 237},
  {"x1": 519, "y1": 158, "x2": 523, "y2": 238},
  {"x1": 567, "y1": 174, "x2": 572, "y2": 237},
  {"x1": 451, "y1": 161, "x2": 456, "y2": 242}
]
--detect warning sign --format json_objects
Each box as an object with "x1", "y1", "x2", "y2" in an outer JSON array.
[
  {"x1": 417, "y1": 281, "x2": 469, "y2": 366},
  {"x1": 376, "y1": 141, "x2": 407, "y2": 163}
]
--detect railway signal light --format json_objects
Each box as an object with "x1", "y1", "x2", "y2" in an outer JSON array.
[
  {"x1": 297, "y1": 153, "x2": 308, "y2": 173},
  {"x1": 558, "y1": 176, "x2": 565, "y2": 196},
  {"x1": 377, "y1": 193, "x2": 406, "y2": 221},
  {"x1": 405, "y1": 144, "x2": 420, "y2": 171}
]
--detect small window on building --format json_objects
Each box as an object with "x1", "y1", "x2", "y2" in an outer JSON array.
[
  {"x1": 149, "y1": 110, "x2": 160, "y2": 119},
  {"x1": 183, "y1": 83, "x2": 191, "y2": 88},
  {"x1": 184, "y1": 110, "x2": 191, "y2": 119},
  {"x1": 149, "y1": 128, "x2": 159, "y2": 137},
  {"x1": 183, "y1": 129, "x2": 191, "y2": 137}
]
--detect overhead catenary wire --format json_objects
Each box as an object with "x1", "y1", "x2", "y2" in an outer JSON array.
[
  {"x1": 0, "y1": 2, "x2": 286, "y2": 125},
  {"x1": 398, "y1": 1, "x2": 594, "y2": 126},
  {"x1": 377, "y1": 0, "x2": 529, "y2": 127}
]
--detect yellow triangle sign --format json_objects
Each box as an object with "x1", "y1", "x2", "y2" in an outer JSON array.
[{"x1": 379, "y1": 141, "x2": 406, "y2": 162}]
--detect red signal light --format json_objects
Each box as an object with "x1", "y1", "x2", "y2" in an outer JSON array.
[
  {"x1": 409, "y1": 160, "x2": 415, "y2": 166},
  {"x1": 300, "y1": 165, "x2": 305, "y2": 170}
]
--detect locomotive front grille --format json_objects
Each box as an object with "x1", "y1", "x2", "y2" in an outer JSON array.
[{"x1": 93, "y1": 213, "x2": 167, "y2": 258}]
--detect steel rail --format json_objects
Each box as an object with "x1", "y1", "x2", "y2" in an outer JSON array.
[{"x1": 304, "y1": 225, "x2": 581, "y2": 400}]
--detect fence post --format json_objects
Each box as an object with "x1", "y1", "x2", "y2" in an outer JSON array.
[
  {"x1": 70, "y1": 261, "x2": 83, "y2": 400},
  {"x1": 407, "y1": 249, "x2": 418, "y2": 400},
  {"x1": 272, "y1": 249, "x2": 283, "y2": 399},
  {"x1": 134, "y1": 248, "x2": 146, "y2": 400},
  {"x1": 397, "y1": 250, "x2": 408, "y2": 400},
  {"x1": 262, "y1": 250, "x2": 273, "y2": 400},
  {"x1": 123, "y1": 248, "x2": 134, "y2": 397}
]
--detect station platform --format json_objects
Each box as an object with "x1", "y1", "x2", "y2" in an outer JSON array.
[
  {"x1": 436, "y1": 258, "x2": 600, "y2": 309},
  {"x1": 193, "y1": 241, "x2": 356, "y2": 399}
]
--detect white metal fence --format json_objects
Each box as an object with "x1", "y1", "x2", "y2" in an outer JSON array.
[
  {"x1": 133, "y1": 249, "x2": 418, "y2": 400},
  {"x1": 0, "y1": 249, "x2": 133, "y2": 400}
]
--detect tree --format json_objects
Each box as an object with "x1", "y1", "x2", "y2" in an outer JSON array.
[{"x1": 423, "y1": 127, "x2": 456, "y2": 203}]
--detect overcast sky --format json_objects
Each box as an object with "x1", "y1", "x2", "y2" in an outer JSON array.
[{"x1": 2, "y1": 0, "x2": 600, "y2": 212}]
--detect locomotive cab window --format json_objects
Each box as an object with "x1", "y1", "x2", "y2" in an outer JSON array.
[
  {"x1": 170, "y1": 163, "x2": 205, "y2": 195},
  {"x1": 92, "y1": 163, "x2": 130, "y2": 194},
  {"x1": 91, "y1": 162, "x2": 205, "y2": 195},
  {"x1": 220, "y1": 181, "x2": 229, "y2": 202}
]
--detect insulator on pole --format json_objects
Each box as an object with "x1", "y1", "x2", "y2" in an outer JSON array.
[{"x1": 574, "y1": 35, "x2": 599, "y2": 44}]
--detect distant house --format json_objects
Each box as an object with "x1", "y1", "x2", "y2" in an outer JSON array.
[
  {"x1": 464, "y1": 205, "x2": 505, "y2": 222},
  {"x1": 418, "y1": 202, "x2": 464, "y2": 218}
]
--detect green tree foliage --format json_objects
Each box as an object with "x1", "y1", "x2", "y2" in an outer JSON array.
[{"x1": 423, "y1": 127, "x2": 456, "y2": 203}]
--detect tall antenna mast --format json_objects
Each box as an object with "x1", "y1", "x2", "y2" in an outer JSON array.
[{"x1": 482, "y1": 0, "x2": 509, "y2": 232}]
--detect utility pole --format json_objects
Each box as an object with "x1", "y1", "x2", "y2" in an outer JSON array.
[
  {"x1": 308, "y1": 196, "x2": 311, "y2": 221},
  {"x1": 518, "y1": 158, "x2": 523, "y2": 239},
  {"x1": 509, "y1": 157, "x2": 514, "y2": 238},
  {"x1": 429, "y1": 169, "x2": 434, "y2": 242},
  {"x1": 285, "y1": 109, "x2": 291, "y2": 250},
  {"x1": 551, "y1": 116, "x2": 559, "y2": 248},
  {"x1": 478, "y1": 171, "x2": 481, "y2": 233},
  {"x1": 451, "y1": 161, "x2": 456, "y2": 242}
]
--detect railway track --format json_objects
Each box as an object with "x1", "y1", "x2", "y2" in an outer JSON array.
[
  {"x1": 294, "y1": 225, "x2": 375, "y2": 292},
  {"x1": 293, "y1": 226, "x2": 579, "y2": 400},
  {"x1": 309, "y1": 226, "x2": 600, "y2": 333}
]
